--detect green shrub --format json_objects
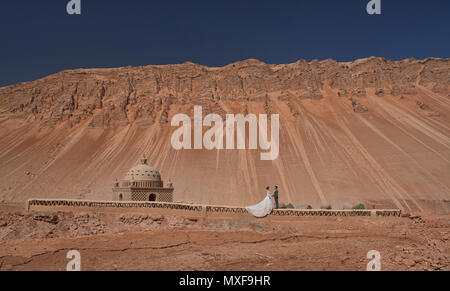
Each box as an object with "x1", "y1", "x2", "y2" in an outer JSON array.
[{"x1": 352, "y1": 203, "x2": 366, "y2": 210}]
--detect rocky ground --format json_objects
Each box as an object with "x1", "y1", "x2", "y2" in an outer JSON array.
[{"x1": 0, "y1": 204, "x2": 448, "y2": 271}]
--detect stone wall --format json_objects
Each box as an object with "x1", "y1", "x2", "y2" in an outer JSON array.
[
  {"x1": 26, "y1": 199, "x2": 402, "y2": 218},
  {"x1": 112, "y1": 188, "x2": 173, "y2": 202}
]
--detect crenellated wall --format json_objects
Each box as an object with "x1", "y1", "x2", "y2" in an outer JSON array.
[{"x1": 26, "y1": 199, "x2": 402, "y2": 218}]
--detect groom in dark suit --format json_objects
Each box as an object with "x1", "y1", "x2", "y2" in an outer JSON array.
[{"x1": 273, "y1": 186, "x2": 279, "y2": 209}]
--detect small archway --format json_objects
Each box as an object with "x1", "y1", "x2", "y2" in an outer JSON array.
[
  {"x1": 119, "y1": 194, "x2": 123, "y2": 201},
  {"x1": 149, "y1": 194, "x2": 156, "y2": 202}
]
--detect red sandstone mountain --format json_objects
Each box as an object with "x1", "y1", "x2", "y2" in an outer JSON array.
[{"x1": 0, "y1": 57, "x2": 449, "y2": 212}]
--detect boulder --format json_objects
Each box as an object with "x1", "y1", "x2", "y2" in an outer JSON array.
[
  {"x1": 417, "y1": 101, "x2": 429, "y2": 110},
  {"x1": 352, "y1": 88, "x2": 367, "y2": 97},
  {"x1": 297, "y1": 205, "x2": 312, "y2": 210},
  {"x1": 279, "y1": 203, "x2": 294, "y2": 209},
  {"x1": 350, "y1": 98, "x2": 368, "y2": 113},
  {"x1": 320, "y1": 204, "x2": 332, "y2": 210},
  {"x1": 354, "y1": 104, "x2": 368, "y2": 113},
  {"x1": 375, "y1": 88, "x2": 385, "y2": 96},
  {"x1": 427, "y1": 112, "x2": 440, "y2": 117},
  {"x1": 33, "y1": 212, "x2": 62, "y2": 225},
  {"x1": 343, "y1": 203, "x2": 353, "y2": 210}
]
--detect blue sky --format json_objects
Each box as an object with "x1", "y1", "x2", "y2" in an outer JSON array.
[{"x1": 1, "y1": 0, "x2": 449, "y2": 87}]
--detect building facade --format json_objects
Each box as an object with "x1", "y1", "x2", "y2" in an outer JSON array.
[{"x1": 112, "y1": 157, "x2": 174, "y2": 202}]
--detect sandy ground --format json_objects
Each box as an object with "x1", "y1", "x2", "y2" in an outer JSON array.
[{"x1": 0, "y1": 204, "x2": 448, "y2": 271}]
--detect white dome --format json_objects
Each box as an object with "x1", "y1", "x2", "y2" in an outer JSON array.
[{"x1": 124, "y1": 157, "x2": 161, "y2": 182}]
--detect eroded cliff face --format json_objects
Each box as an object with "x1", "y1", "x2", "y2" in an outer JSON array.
[
  {"x1": 2, "y1": 57, "x2": 448, "y2": 128},
  {"x1": 0, "y1": 57, "x2": 449, "y2": 212}
]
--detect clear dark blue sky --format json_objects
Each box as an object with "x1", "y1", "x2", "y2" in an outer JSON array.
[{"x1": 1, "y1": 0, "x2": 449, "y2": 87}]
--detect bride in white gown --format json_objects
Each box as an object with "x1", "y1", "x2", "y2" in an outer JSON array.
[{"x1": 246, "y1": 187, "x2": 274, "y2": 218}]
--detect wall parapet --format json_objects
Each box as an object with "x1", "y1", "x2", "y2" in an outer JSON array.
[{"x1": 26, "y1": 199, "x2": 402, "y2": 217}]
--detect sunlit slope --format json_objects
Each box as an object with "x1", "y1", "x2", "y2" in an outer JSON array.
[{"x1": 0, "y1": 58, "x2": 448, "y2": 212}]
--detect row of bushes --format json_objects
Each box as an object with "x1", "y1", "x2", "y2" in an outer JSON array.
[{"x1": 278, "y1": 203, "x2": 366, "y2": 210}]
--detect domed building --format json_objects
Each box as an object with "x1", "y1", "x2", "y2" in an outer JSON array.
[{"x1": 112, "y1": 156, "x2": 174, "y2": 202}]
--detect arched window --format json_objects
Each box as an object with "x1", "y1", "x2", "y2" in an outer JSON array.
[
  {"x1": 119, "y1": 194, "x2": 123, "y2": 201},
  {"x1": 149, "y1": 194, "x2": 156, "y2": 202}
]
